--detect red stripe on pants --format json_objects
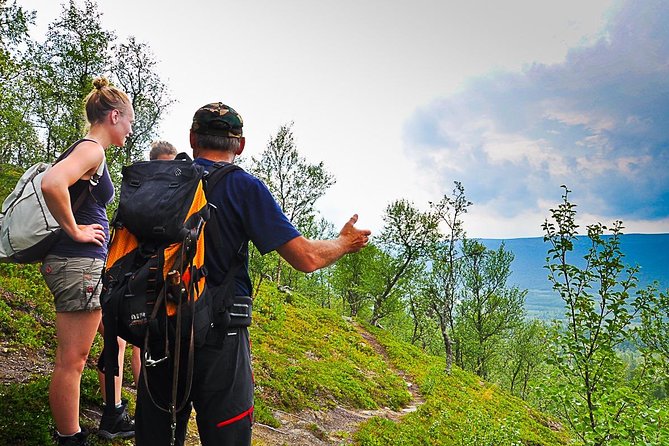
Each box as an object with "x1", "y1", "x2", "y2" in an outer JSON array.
[{"x1": 216, "y1": 406, "x2": 254, "y2": 428}]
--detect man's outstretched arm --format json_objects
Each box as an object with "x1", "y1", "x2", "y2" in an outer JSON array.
[{"x1": 276, "y1": 214, "x2": 371, "y2": 273}]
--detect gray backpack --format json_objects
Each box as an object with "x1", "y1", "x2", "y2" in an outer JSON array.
[{"x1": 0, "y1": 139, "x2": 105, "y2": 263}]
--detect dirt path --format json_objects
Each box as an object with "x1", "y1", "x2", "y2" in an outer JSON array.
[
  {"x1": 250, "y1": 323, "x2": 425, "y2": 446},
  {"x1": 0, "y1": 342, "x2": 52, "y2": 385}
]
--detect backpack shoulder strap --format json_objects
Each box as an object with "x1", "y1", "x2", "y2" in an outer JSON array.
[
  {"x1": 89, "y1": 152, "x2": 106, "y2": 187},
  {"x1": 202, "y1": 162, "x2": 246, "y2": 267},
  {"x1": 204, "y1": 162, "x2": 242, "y2": 194},
  {"x1": 201, "y1": 162, "x2": 248, "y2": 324},
  {"x1": 55, "y1": 138, "x2": 98, "y2": 163},
  {"x1": 71, "y1": 186, "x2": 89, "y2": 213},
  {"x1": 58, "y1": 139, "x2": 105, "y2": 210}
]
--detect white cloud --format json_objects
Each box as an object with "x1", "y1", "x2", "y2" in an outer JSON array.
[
  {"x1": 543, "y1": 108, "x2": 616, "y2": 132},
  {"x1": 408, "y1": 0, "x2": 669, "y2": 236}
]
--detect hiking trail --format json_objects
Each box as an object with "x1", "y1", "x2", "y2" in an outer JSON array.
[{"x1": 249, "y1": 321, "x2": 425, "y2": 446}]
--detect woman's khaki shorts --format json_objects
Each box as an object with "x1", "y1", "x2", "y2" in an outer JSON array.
[{"x1": 41, "y1": 255, "x2": 104, "y2": 312}]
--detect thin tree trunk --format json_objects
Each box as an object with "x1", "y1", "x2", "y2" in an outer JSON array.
[{"x1": 444, "y1": 330, "x2": 453, "y2": 374}]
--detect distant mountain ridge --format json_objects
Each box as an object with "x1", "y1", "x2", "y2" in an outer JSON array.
[{"x1": 479, "y1": 233, "x2": 669, "y2": 320}]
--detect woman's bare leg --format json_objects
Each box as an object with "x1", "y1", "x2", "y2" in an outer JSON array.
[{"x1": 50, "y1": 309, "x2": 101, "y2": 435}]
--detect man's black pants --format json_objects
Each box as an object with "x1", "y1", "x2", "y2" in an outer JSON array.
[{"x1": 135, "y1": 327, "x2": 254, "y2": 446}]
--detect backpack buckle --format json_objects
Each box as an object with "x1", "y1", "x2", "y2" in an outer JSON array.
[
  {"x1": 144, "y1": 351, "x2": 168, "y2": 367},
  {"x1": 229, "y1": 303, "x2": 250, "y2": 318}
]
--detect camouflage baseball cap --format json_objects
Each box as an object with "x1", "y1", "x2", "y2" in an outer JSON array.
[{"x1": 191, "y1": 102, "x2": 243, "y2": 138}]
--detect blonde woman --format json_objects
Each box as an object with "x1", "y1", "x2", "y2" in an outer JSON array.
[{"x1": 41, "y1": 77, "x2": 134, "y2": 446}]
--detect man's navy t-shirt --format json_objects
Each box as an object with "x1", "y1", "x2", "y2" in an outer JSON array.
[{"x1": 194, "y1": 158, "x2": 300, "y2": 297}]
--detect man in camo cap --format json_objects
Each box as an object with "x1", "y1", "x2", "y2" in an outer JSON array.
[
  {"x1": 134, "y1": 102, "x2": 371, "y2": 446},
  {"x1": 190, "y1": 102, "x2": 244, "y2": 138}
]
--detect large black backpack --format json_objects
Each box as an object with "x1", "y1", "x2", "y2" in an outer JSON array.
[{"x1": 100, "y1": 158, "x2": 249, "y2": 433}]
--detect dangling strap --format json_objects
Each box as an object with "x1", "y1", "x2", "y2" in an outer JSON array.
[{"x1": 140, "y1": 231, "x2": 202, "y2": 446}]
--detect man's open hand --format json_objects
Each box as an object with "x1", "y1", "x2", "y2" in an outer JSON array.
[{"x1": 339, "y1": 214, "x2": 371, "y2": 253}]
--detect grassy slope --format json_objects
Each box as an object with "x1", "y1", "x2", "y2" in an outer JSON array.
[
  {"x1": 251, "y1": 286, "x2": 413, "y2": 425},
  {"x1": 354, "y1": 325, "x2": 569, "y2": 446},
  {"x1": 0, "y1": 275, "x2": 571, "y2": 446},
  {"x1": 251, "y1": 288, "x2": 570, "y2": 446}
]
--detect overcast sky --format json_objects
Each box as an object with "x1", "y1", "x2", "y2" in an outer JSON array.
[{"x1": 16, "y1": 0, "x2": 669, "y2": 238}]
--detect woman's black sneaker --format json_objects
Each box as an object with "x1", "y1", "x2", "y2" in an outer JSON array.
[{"x1": 98, "y1": 399, "x2": 135, "y2": 439}]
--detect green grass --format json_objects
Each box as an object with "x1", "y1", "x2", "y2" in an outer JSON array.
[
  {"x1": 249, "y1": 285, "x2": 572, "y2": 445},
  {"x1": 0, "y1": 376, "x2": 53, "y2": 446},
  {"x1": 251, "y1": 285, "x2": 412, "y2": 420},
  {"x1": 0, "y1": 368, "x2": 134, "y2": 446},
  {"x1": 0, "y1": 263, "x2": 56, "y2": 350}
]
